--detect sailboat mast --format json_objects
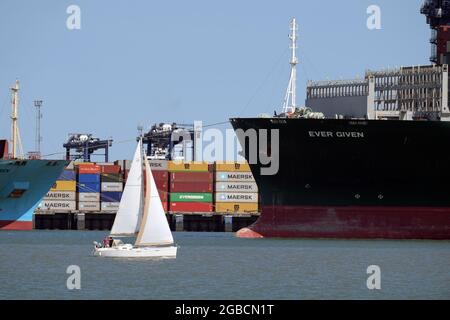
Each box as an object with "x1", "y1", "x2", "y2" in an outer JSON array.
[{"x1": 135, "y1": 148, "x2": 152, "y2": 246}]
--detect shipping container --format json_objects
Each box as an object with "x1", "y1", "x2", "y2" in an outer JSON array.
[
  {"x1": 155, "y1": 180, "x2": 168, "y2": 191},
  {"x1": 78, "y1": 192, "x2": 100, "y2": 202},
  {"x1": 101, "y1": 165, "x2": 121, "y2": 174},
  {"x1": 101, "y1": 182, "x2": 123, "y2": 192},
  {"x1": 168, "y1": 161, "x2": 210, "y2": 172},
  {"x1": 170, "y1": 171, "x2": 213, "y2": 182},
  {"x1": 77, "y1": 164, "x2": 101, "y2": 174},
  {"x1": 77, "y1": 182, "x2": 101, "y2": 193},
  {"x1": 158, "y1": 191, "x2": 169, "y2": 203},
  {"x1": 148, "y1": 160, "x2": 168, "y2": 171},
  {"x1": 215, "y1": 202, "x2": 259, "y2": 213},
  {"x1": 101, "y1": 202, "x2": 120, "y2": 211},
  {"x1": 215, "y1": 182, "x2": 258, "y2": 193},
  {"x1": 114, "y1": 159, "x2": 131, "y2": 171},
  {"x1": 51, "y1": 180, "x2": 76, "y2": 192},
  {"x1": 215, "y1": 162, "x2": 251, "y2": 172},
  {"x1": 44, "y1": 191, "x2": 76, "y2": 201},
  {"x1": 78, "y1": 201, "x2": 100, "y2": 211},
  {"x1": 169, "y1": 202, "x2": 213, "y2": 213},
  {"x1": 101, "y1": 173, "x2": 123, "y2": 183},
  {"x1": 40, "y1": 200, "x2": 76, "y2": 212},
  {"x1": 57, "y1": 170, "x2": 76, "y2": 181},
  {"x1": 78, "y1": 173, "x2": 101, "y2": 183},
  {"x1": 152, "y1": 170, "x2": 168, "y2": 181},
  {"x1": 215, "y1": 172, "x2": 255, "y2": 182},
  {"x1": 215, "y1": 192, "x2": 258, "y2": 203},
  {"x1": 96, "y1": 162, "x2": 114, "y2": 166},
  {"x1": 170, "y1": 181, "x2": 213, "y2": 193},
  {"x1": 100, "y1": 192, "x2": 123, "y2": 202},
  {"x1": 144, "y1": 171, "x2": 168, "y2": 184},
  {"x1": 170, "y1": 192, "x2": 213, "y2": 203}
]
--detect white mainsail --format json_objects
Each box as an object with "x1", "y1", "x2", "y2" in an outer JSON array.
[
  {"x1": 135, "y1": 155, "x2": 174, "y2": 246},
  {"x1": 110, "y1": 140, "x2": 143, "y2": 236}
]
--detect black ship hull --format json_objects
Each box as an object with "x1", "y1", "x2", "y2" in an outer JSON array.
[{"x1": 230, "y1": 118, "x2": 450, "y2": 239}]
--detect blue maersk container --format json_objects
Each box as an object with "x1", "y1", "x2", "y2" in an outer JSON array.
[
  {"x1": 78, "y1": 173, "x2": 101, "y2": 183},
  {"x1": 100, "y1": 192, "x2": 123, "y2": 202},
  {"x1": 77, "y1": 182, "x2": 101, "y2": 193}
]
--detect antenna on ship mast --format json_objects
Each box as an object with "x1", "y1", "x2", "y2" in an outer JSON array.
[
  {"x1": 282, "y1": 18, "x2": 298, "y2": 115},
  {"x1": 10, "y1": 80, "x2": 23, "y2": 159}
]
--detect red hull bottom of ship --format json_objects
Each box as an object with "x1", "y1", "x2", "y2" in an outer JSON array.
[
  {"x1": 0, "y1": 220, "x2": 33, "y2": 231},
  {"x1": 236, "y1": 205, "x2": 450, "y2": 240}
]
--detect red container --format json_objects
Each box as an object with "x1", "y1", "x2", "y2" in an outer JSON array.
[
  {"x1": 143, "y1": 172, "x2": 168, "y2": 190},
  {"x1": 77, "y1": 164, "x2": 101, "y2": 174},
  {"x1": 156, "y1": 180, "x2": 168, "y2": 191},
  {"x1": 101, "y1": 165, "x2": 121, "y2": 174},
  {"x1": 169, "y1": 202, "x2": 213, "y2": 213},
  {"x1": 170, "y1": 181, "x2": 213, "y2": 193},
  {"x1": 158, "y1": 190, "x2": 168, "y2": 202},
  {"x1": 123, "y1": 169, "x2": 129, "y2": 181},
  {"x1": 152, "y1": 171, "x2": 168, "y2": 182},
  {"x1": 161, "y1": 202, "x2": 168, "y2": 212},
  {"x1": 170, "y1": 172, "x2": 213, "y2": 183}
]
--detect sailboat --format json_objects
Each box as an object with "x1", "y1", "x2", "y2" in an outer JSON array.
[{"x1": 93, "y1": 138, "x2": 177, "y2": 258}]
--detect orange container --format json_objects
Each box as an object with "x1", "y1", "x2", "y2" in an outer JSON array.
[{"x1": 77, "y1": 164, "x2": 101, "y2": 174}]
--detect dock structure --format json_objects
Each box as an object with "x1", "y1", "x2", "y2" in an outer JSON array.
[{"x1": 34, "y1": 211, "x2": 259, "y2": 232}]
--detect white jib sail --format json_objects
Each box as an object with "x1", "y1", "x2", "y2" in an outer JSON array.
[
  {"x1": 135, "y1": 155, "x2": 174, "y2": 246},
  {"x1": 110, "y1": 139, "x2": 143, "y2": 236}
]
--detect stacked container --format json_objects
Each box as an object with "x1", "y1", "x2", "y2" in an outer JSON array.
[
  {"x1": 148, "y1": 159, "x2": 169, "y2": 212},
  {"x1": 77, "y1": 163, "x2": 101, "y2": 212},
  {"x1": 40, "y1": 169, "x2": 77, "y2": 212},
  {"x1": 215, "y1": 162, "x2": 259, "y2": 213},
  {"x1": 100, "y1": 164, "x2": 123, "y2": 212},
  {"x1": 168, "y1": 162, "x2": 214, "y2": 213}
]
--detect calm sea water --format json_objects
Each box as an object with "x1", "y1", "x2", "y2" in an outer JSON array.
[{"x1": 0, "y1": 230, "x2": 449, "y2": 300}]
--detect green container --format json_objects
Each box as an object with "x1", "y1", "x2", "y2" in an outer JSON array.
[
  {"x1": 170, "y1": 192, "x2": 213, "y2": 203},
  {"x1": 101, "y1": 173, "x2": 123, "y2": 183}
]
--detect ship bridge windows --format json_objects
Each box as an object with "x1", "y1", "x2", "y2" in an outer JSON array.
[{"x1": 8, "y1": 189, "x2": 27, "y2": 198}]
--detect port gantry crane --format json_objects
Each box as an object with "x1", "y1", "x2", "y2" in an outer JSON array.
[
  {"x1": 63, "y1": 134, "x2": 113, "y2": 162},
  {"x1": 142, "y1": 123, "x2": 197, "y2": 160}
]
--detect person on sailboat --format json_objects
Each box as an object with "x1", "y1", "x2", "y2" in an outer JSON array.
[
  {"x1": 102, "y1": 236, "x2": 113, "y2": 248},
  {"x1": 108, "y1": 236, "x2": 114, "y2": 247}
]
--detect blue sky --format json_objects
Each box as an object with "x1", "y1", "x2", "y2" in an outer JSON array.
[{"x1": 0, "y1": 0, "x2": 427, "y2": 160}]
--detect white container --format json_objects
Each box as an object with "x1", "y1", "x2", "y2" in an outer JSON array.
[
  {"x1": 101, "y1": 202, "x2": 120, "y2": 211},
  {"x1": 215, "y1": 172, "x2": 255, "y2": 182},
  {"x1": 96, "y1": 162, "x2": 115, "y2": 166},
  {"x1": 44, "y1": 191, "x2": 76, "y2": 201},
  {"x1": 215, "y1": 182, "x2": 258, "y2": 193},
  {"x1": 78, "y1": 193, "x2": 100, "y2": 202},
  {"x1": 215, "y1": 192, "x2": 259, "y2": 203},
  {"x1": 148, "y1": 160, "x2": 168, "y2": 171},
  {"x1": 40, "y1": 200, "x2": 76, "y2": 212},
  {"x1": 101, "y1": 182, "x2": 123, "y2": 192},
  {"x1": 78, "y1": 201, "x2": 100, "y2": 211}
]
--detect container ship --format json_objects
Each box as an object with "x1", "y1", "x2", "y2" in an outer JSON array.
[
  {"x1": 231, "y1": 2, "x2": 450, "y2": 239},
  {"x1": 0, "y1": 81, "x2": 68, "y2": 230}
]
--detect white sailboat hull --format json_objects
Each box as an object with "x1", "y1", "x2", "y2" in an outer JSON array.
[{"x1": 93, "y1": 244, "x2": 177, "y2": 258}]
